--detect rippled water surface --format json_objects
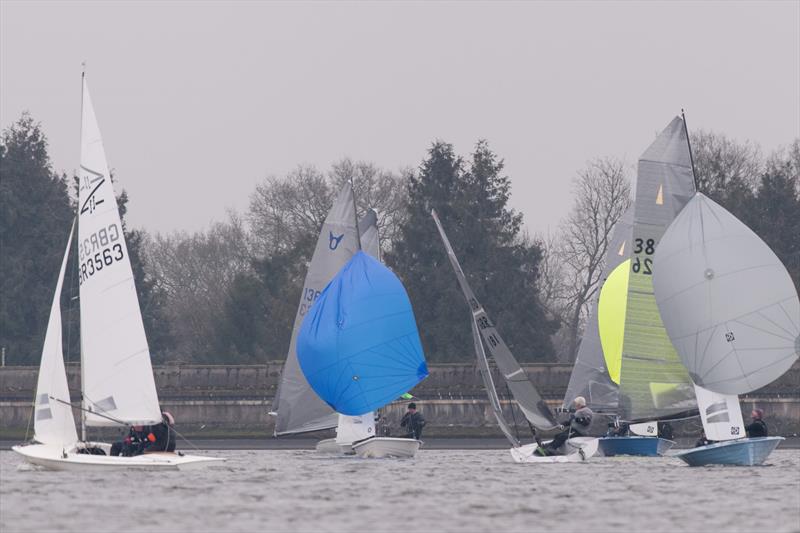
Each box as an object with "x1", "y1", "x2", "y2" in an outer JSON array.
[{"x1": 2, "y1": 448, "x2": 799, "y2": 532}]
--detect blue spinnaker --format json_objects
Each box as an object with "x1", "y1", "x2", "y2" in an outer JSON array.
[{"x1": 297, "y1": 251, "x2": 429, "y2": 416}]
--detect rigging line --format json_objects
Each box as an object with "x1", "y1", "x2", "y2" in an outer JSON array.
[{"x1": 49, "y1": 396, "x2": 127, "y2": 426}]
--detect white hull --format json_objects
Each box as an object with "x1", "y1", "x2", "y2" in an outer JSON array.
[
  {"x1": 315, "y1": 438, "x2": 354, "y2": 455},
  {"x1": 351, "y1": 437, "x2": 421, "y2": 458},
  {"x1": 12, "y1": 443, "x2": 225, "y2": 471},
  {"x1": 510, "y1": 437, "x2": 599, "y2": 464}
]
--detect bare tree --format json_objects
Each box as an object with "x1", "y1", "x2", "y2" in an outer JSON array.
[
  {"x1": 247, "y1": 161, "x2": 409, "y2": 258},
  {"x1": 145, "y1": 214, "x2": 251, "y2": 361},
  {"x1": 329, "y1": 158, "x2": 408, "y2": 250},
  {"x1": 691, "y1": 129, "x2": 762, "y2": 201},
  {"x1": 548, "y1": 157, "x2": 632, "y2": 361}
]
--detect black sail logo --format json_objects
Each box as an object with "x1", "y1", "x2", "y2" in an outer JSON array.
[{"x1": 80, "y1": 166, "x2": 105, "y2": 215}]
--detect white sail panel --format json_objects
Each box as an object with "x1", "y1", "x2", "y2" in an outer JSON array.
[
  {"x1": 272, "y1": 184, "x2": 361, "y2": 435},
  {"x1": 652, "y1": 193, "x2": 799, "y2": 395},
  {"x1": 693, "y1": 384, "x2": 745, "y2": 442},
  {"x1": 78, "y1": 75, "x2": 161, "y2": 426},
  {"x1": 34, "y1": 223, "x2": 79, "y2": 448},
  {"x1": 335, "y1": 414, "x2": 375, "y2": 445}
]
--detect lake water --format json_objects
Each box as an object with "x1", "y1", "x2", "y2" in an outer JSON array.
[{"x1": 1, "y1": 448, "x2": 799, "y2": 532}]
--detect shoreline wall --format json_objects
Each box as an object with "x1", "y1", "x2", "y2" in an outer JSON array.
[{"x1": 2, "y1": 362, "x2": 798, "y2": 438}]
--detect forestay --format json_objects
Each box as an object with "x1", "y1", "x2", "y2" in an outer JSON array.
[
  {"x1": 297, "y1": 251, "x2": 429, "y2": 415},
  {"x1": 78, "y1": 75, "x2": 161, "y2": 426},
  {"x1": 618, "y1": 117, "x2": 697, "y2": 421},
  {"x1": 34, "y1": 223, "x2": 79, "y2": 448},
  {"x1": 563, "y1": 205, "x2": 633, "y2": 412},
  {"x1": 432, "y1": 210, "x2": 558, "y2": 430},
  {"x1": 652, "y1": 193, "x2": 800, "y2": 394}
]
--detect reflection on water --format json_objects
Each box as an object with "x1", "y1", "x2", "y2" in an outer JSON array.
[{"x1": 1, "y1": 449, "x2": 798, "y2": 532}]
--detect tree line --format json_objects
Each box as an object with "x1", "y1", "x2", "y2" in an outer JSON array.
[{"x1": 1, "y1": 113, "x2": 797, "y2": 365}]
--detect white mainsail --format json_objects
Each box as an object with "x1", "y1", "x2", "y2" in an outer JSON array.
[
  {"x1": 692, "y1": 384, "x2": 745, "y2": 442},
  {"x1": 652, "y1": 193, "x2": 800, "y2": 395},
  {"x1": 78, "y1": 75, "x2": 161, "y2": 426},
  {"x1": 33, "y1": 223, "x2": 79, "y2": 448}
]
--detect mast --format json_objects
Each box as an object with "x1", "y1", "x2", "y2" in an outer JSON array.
[
  {"x1": 349, "y1": 176, "x2": 362, "y2": 251},
  {"x1": 79, "y1": 64, "x2": 86, "y2": 443},
  {"x1": 681, "y1": 109, "x2": 699, "y2": 192}
]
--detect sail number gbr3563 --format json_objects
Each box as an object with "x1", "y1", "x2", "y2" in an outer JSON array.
[
  {"x1": 632, "y1": 237, "x2": 655, "y2": 275},
  {"x1": 79, "y1": 223, "x2": 124, "y2": 284}
]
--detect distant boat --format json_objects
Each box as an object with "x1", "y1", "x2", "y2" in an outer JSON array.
[
  {"x1": 12, "y1": 72, "x2": 222, "y2": 470},
  {"x1": 296, "y1": 247, "x2": 429, "y2": 459},
  {"x1": 271, "y1": 183, "x2": 382, "y2": 453},
  {"x1": 653, "y1": 187, "x2": 798, "y2": 466},
  {"x1": 432, "y1": 210, "x2": 598, "y2": 464}
]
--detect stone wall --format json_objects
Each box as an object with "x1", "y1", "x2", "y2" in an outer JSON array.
[{"x1": 2, "y1": 362, "x2": 798, "y2": 438}]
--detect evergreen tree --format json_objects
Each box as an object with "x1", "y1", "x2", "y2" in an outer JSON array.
[
  {"x1": 387, "y1": 140, "x2": 557, "y2": 362},
  {"x1": 0, "y1": 114, "x2": 73, "y2": 364}
]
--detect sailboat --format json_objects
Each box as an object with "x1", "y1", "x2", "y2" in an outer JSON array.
[
  {"x1": 652, "y1": 176, "x2": 798, "y2": 465},
  {"x1": 12, "y1": 73, "x2": 222, "y2": 470},
  {"x1": 563, "y1": 118, "x2": 704, "y2": 456},
  {"x1": 431, "y1": 210, "x2": 599, "y2": 463},
  {"x1": 296, "y1": 245, "x2": 430, "y2": 458},
  {"x1": 271, "y1": 184, "x2": 381, "y2": 454}
]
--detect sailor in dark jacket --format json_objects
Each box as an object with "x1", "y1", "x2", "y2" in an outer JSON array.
[
  {"x1": 745, "y1": 408, "x2": 768, "y2": 438},
  {"x1": 143, "y1": 412, "x2": 177, "y2": 453},
  {"x1": 400, "y1": 403, "x2": 426, "y2": 440},
  {"x1": 538, "y1": 396, "x2": 593, "y2": 455}
]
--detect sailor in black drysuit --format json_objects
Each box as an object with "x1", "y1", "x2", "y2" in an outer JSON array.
[
  {"x1": 110, "y1": 425, "x2": 148, "y2": 456},
  {"x1": 745, "y1": 408, "x2": 768, "y2": 438},
  {"x1": 143, "y1": 412, "x2": 177, "y2": 453},
  {"x1": 400, "y1": 403, "x2": 426, "y2": 440},
  {"x1": 539, "y1": 396, "x2": 593, "y2": 455}
]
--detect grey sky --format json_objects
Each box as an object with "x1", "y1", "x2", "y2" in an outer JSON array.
[{"x1": 2, "y1": 1, "x2": 798, "y2": 237}]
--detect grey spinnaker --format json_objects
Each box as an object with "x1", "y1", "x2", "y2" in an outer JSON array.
[
  {"x1": 652, "y1": 193, "x2": 800, "y2": 395},
  {"x1": 432, "y1": 210, "x2": 558, "y2": 430},
  {"x1": 273, "y1": 185, "x2": 376, "y2": 435},
  {"x1": 562, "y1": 205, "x2": 633, "y2": 412},
  {"x1": 618, "y1": 116, "x2": 698, "y2": 421}
]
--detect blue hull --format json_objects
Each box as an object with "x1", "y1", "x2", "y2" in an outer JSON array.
[
  {"x1": 674, "y1": 437, "x2": 784, "y2": 466},
  {"x1": 598, "y1": 436, "x2": 674, "y2": 457}
]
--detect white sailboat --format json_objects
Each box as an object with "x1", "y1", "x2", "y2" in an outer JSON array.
[
  {"x1": 653, "y1": 188, "x2": 798, "y2": 466},
  {"x1": 432, "y1": 210, "x2": 598, "y2": 463},
  {"x1": 12, "y1": 73, "x2": 223, "y2": 470}
]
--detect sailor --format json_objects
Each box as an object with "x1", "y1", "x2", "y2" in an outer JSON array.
[
  {"x1": 745, "y1": 408, "x2": 768, "y2": 438},
  {"x1": 538, "y1": 396, "x2": 593, "y2": 455},
  {"x1": 143, "y1": 412, "x2": 178, "y2": 453},
  {"x1": 110, "y1": 425, "x2": 147, "y2": 456},
  {"x1": 400, "y1": 403, "x2": 426, "y2": 440}
]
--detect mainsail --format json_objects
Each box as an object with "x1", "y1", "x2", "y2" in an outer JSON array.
[
  {"x1": 78, "y1": 74, "x2": 161, "y2": 426},
  {"x1": 296, "y1": 251, "x2": 429, "y2": 416},
  {"x1": 432, "y1": 210, "x2": 558, "y2": 430},
  {"x1": 617, "y1": 116, "x2": 697, "y2": 421},
  {"x1": 33, "y1": 222, "x2": 79, "y2": 447},
  {"x1": 652, "y1": 193, "x2": 800, "y2": 395},
  {"x1": 272, "y1": 190, "x2": 376, "y2": 435},
  {"x1": 472, "y1": 320, "x2": 520, "y2": 447},
  {"x1": 563, "y1": 205, "x2": 633, "y2": 412}
]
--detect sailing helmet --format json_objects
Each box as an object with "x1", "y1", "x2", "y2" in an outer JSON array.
[{"x1": 162, "y1": 411, "x2": 175, "y2": 426}]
